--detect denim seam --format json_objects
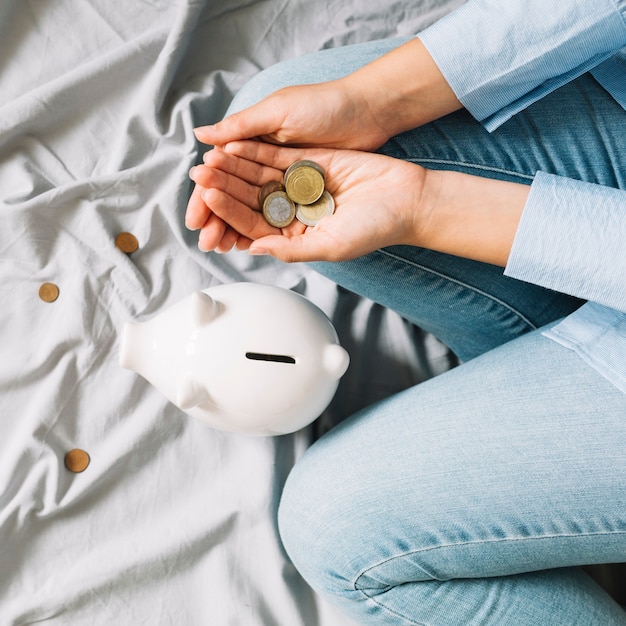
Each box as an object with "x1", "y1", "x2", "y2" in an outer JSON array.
[
  {"x1": 375, "y1": 248, "x2": 539, "y2": 331},
  {"x1": 408, "y1": 157, "x2": 536, "y2": 183},
  {"x1": 353, "y1": 529, "x2": 626, "y2": 625},
  {"x1": 353, "y1": 529, "x2": 626, "y2": 588},
  {"x1": 358, "y1": 588, "x2": 429, "y2": 626}
]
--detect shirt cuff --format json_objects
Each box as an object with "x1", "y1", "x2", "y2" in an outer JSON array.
[
  {"x1": 418, "y1": 0, "x2": 626, "y2": 131},
  {"x1": 504, "y1": 172, "x2": 626, "y2": 312}
]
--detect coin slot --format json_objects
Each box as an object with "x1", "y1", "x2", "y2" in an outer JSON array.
[{"x1": 246, "y1": 352, "x2": 296, "y2": 364}]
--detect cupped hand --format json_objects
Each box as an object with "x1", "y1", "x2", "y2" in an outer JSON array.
[
  {"x1": 186, "y1": 140, "x2": 434, "y2": 263},
  {"x1": 194, "y1": 80, "x2": 393, "y2": 153}
]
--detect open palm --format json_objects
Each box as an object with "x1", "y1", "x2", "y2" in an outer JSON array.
[{"x1": 186, "y1": 141, "x2": 431, "y2": 263}]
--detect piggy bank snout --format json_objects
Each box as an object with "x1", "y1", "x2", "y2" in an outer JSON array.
[{"x1": 323, "y1": 343, "x2": 350, "y2": 379}]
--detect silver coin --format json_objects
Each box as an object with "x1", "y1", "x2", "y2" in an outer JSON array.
[
  {"x1": 262, "y1": 191, "x2": 296, "y2": 228},
  {"x1": 295, "y1": 190, "x2": 335, "y2": 226}
]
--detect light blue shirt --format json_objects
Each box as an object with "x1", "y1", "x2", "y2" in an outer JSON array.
[{"x1": 418, "y1": 0, "x2": 626, "y2": 393}]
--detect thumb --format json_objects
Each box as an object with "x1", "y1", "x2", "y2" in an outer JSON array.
[
  {"x1": 248, "y1": 232, "x2": 337, "y2": 264},
  {"x1": 194, "y1": 106, "x2": 274, "y2": 146}
]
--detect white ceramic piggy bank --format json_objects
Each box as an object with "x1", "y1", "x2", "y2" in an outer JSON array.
[{"x1": 119, "y1": 282, "x2": 349, "y2": 436}]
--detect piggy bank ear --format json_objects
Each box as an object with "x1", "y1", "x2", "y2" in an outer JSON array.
[
  {"x1": 324, "y1": 344, "x2": 350, "y2": 379},
  {"x1": 192, "y1": 291, "x2": 221, "y2": 326},
  {"x1": 177, "y1": 375, "x2": 210, "y2": 410}
]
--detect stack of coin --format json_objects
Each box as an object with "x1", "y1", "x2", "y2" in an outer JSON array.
[
  {"x1": 259, "y1": 160, "x2": 335, "y2": 228},
  {"x1": 259, "y1": 181, "x2": 296, "y2": 228},
  {"x1": 295, "y1": 190, "x2": 335, "y2": 227}
]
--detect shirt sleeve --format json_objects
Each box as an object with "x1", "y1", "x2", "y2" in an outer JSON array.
[
  {"x1": 418, "y1": 0, "x2": 626, "y2": 131},
  {"x1": 504, "y1": 172, "x2": 626, "y2": 313}
]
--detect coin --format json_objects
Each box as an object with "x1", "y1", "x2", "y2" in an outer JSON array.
[
  {"x1": 115, "y1": 232, "x2": 139, "y2": 254},
  {"x1": 295, "y1": 190, "x2": 335, "y2": 226},
  {"x1": 258, "y1": 180, "x2": 285, "y2": 208},
  {"x1": 262, "y1": 191, "x2": 296, "y2": 228},
  {"x1": 39, "y1": 282, "x2": 59, "y2": 303},
  {"x1": 64, "y1": 448, "x2": 90, "y2": 473},
  {"x1": 284, "y1": 160, "x2": 325, "y2": 205}
]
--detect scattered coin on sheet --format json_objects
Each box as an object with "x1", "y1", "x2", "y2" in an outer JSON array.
[
  {"x1": 39, "y1": 282, "x2": 60, "y2": 303},
  {"x1": 115, "y1": 232, "x2": 139, "y2": 254},
  {"x1": 64, "y1": 449, "x2": 91, "y2": 473}
]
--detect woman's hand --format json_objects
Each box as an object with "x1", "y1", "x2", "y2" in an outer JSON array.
[
  {"x1": 193, "y1": 39, "x2": 462, "y2": 153},
  {"x1": 187, "y1": 39, "x2": 464, "y2": 254},
  {"x1": 186, "y1": 140, "x2": 433, "y2": 262},
  {"x1": 194, "y1": 80, "x2": 394, "y2": 153},
  {"x1": 186, "y1": 139, "x2": 529, "y2": 266}
]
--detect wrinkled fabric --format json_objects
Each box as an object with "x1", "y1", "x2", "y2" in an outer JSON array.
[{"x1": 0, "y1": 1, "x2": 456, "y2": 624}]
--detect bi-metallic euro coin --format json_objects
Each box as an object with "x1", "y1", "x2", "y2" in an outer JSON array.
[
  {"x1": 295, "y1": 190, "x2": 335, "y2": 226},
  {"x1": 262, "y1": 191, "x2": 296, "y2": 228},
  {"x1": 284, "y1": 160, "x2": 325, "y2": 206}
]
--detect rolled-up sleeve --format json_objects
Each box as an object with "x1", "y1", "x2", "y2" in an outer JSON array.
[
  {"x1": 504, "y1": 172, "x2": 626, "y2": 313},
  {"x1": 418, "y1": 0, "x2": 626, "y2": 131}
]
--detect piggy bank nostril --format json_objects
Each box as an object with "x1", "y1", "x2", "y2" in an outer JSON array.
[{"x1": 245, "y1": 352, "x2": 296, "y2": 364}]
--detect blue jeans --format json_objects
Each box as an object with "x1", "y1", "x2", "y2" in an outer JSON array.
[{"x1": 227, "y1": 38, "x2": 626, "y2": 625}]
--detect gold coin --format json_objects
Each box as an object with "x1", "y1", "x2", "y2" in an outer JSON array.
[
  {"x1": 115, "y1": 232, "x2": 139, "y2": 254},
  {"x1": 285, "y1": 159, "x2": 325, "y2": 179},
  {"x1": 263, "y1": 191, "x2": 296, "y2": 228},
  {"x1": 296, "y1": 190, "x2": 335, "y2": 226},
  {"x1": 64, "y1": 448, "x2": 90, "y2": 473},
  {"x1": 39, "y1": 282, "x2": 59, "y2": 303},
  {"x1": 284, "y1": 160, "x2": 325, "y2": 205},
  {"x1": 258, "y1": 180, "x2": 285, "y2": 208}
]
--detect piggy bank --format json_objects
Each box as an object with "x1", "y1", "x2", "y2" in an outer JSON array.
[{"x1": 119, "y1": 282, "x2": 349, "y2": 436}]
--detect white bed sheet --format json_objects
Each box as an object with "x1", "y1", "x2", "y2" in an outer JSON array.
[{"x1": 0, "y1": 1, "x2": 460, "y2": 624}]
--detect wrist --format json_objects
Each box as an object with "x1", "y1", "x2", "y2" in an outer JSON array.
[
  {"x1": 345, "y1": 38, "x2": 462, "y2": 138},
  {"x1": 417, "y1": 169, "x2": 530, "y2": 267}
]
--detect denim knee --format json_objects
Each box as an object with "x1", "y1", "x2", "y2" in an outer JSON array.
[
  {"x1": 277, "y1": 444, "x2": 343, "y2": 594},
  {"x1": 277, "y1": 433, "x2": 374, "y2": 599},
  {"x1": 227, "y1": 36, "x2": 412, "y2": 115},
  {"x1": 227, "y1": 60, "x2": 303, "y2": 113}
]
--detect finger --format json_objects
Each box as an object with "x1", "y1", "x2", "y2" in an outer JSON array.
[
  {"x1": 197, "y1": 213, "x2": 229, "y2": 252},
  {"x1": 214, "y1": 226, "x2": 240, "y2": 254},
  {"x1": 235, "y1": 235, "x2": 253, "y2": 251},
  {"x1": 202, "y1": 147, "x2": 285, "y2": 188},
  {"x1": 202, "y1": 187, "x2": 280, "y2": 241},
  {"x1": 248, "y1": 229, "x2": 345, "y2": 264},
  {"x1": 189, "y1": 163, "x2": 260, "y2": 212},
  {"x1": 194, "y1": 103, "x2": 281, "y2": 146},
  {"x1": 223, "y1": 140, "x2": 334, "y2": 174},
  {"x1": 186, "y1": 184, "x2": 212, "y2": 231}
]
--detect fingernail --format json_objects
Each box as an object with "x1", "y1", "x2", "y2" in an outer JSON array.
[
  {"x1": 194, "y1": 125, "x2": 214, "y2": 137},
  {"x1": 248, "y1": 246, "x2": 268, "y2": 256},
  {"x1": 189, "y1": 166, "x2": 197, "y2": 178}
]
